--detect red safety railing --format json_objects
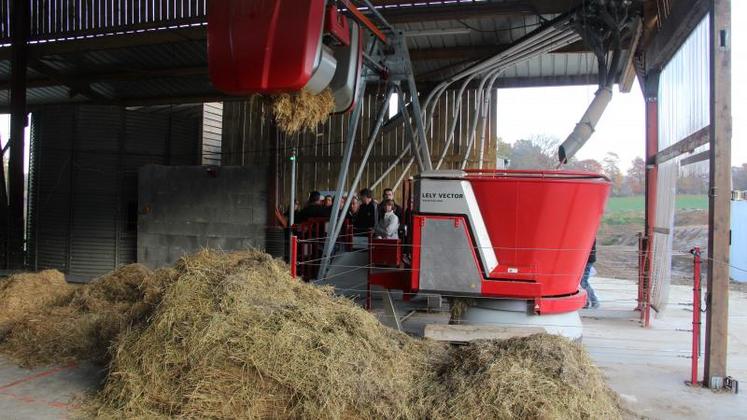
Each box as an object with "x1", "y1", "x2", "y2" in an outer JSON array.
[
  {"x1": 289, "y1": 235, "x2": 298, "y2": 279},
  {"x1": 291, "y1": 217, "x2": 354, "y2": 281},
  {"x1": 689, "y1": 247, "x2": 702, "y2": 386}
]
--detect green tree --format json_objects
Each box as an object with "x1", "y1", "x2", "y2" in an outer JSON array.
[
  {"x1": 508, "y1": 135, "x2": 558, "y2": 169},
  {"x1": 733, "y1": 164, "x2": 747, "y2": 190},
  {"x1": 625, "y1": 156, "x2": 645, "y2": 195},
  {"x1": 602, "y1": 152, "x2": 624, "y2": 196}
]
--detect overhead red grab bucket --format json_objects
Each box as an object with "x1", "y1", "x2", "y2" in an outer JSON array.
[{"x1": 208, "y1": 0, "x2": 327, "y2": 94}]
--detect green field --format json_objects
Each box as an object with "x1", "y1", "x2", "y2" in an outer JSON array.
[{"x1": 602, "y1": 195, "x2": 707, "y2": 225}]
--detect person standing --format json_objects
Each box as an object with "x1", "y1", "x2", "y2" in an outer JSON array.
[
  {"x1": 379, "y1": 188, "x2": 403, "y2": 221},
  {"x1": 374, "y1": 199, "x2": 399, "y2": 240},
  {"x1": 580, "y1": 240, "x2": 600, "y2": 309},
  {"x1": 355, "y1": 188, "x2": 378, "y2": 233},
  {"x1": 296, "y1": 191, "x2": 325, "y2": 223},
  {"x1": 346, "y1": 196, "x2": 360, "y2": 226}
]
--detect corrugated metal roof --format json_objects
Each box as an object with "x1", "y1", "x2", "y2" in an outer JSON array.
[{"x1": 0, "y1": 0, "x2": 601, "y2": 108}]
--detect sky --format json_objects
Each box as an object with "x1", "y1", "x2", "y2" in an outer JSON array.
[
  {"x1": 496, "y1": 83, "x2": 646, "y2": 170},
  {"x1": 1, "y1": 5, "x2": 745, "y2": 174}
]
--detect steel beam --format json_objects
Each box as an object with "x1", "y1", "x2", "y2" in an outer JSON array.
[
  {"x1": 0, "y1": 27, "x2": 205, "y2": 61},
  {"x1": 397, "y1": 88, "x2": 425, "y2": 172},
  {"x1": 7, "y1": 0, "x2": 29, "y2": 269},
  {"x1": 644, "y1": 0, "x2": 709, "y2": 73},
  {"x1": 376, "y1": 0, "x2": 581, "y2": 24},
  {"x1": 318, "y1": 78, "x2": 369, "y2": 279},
  {"x1": 704, "y1": 0, "x2": 731, "y2": 389},
  {"x1": 318, "y1": 86, "x2": 395, "y2": 280}
]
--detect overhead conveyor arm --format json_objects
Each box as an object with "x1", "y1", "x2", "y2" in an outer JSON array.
[{"x1": 557, "y1": 0, "x2": 639, "y2": 164}]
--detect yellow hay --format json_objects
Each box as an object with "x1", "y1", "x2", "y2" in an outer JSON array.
[
  {"x1": 85, "y1": 250, "x2": 621, "y2": 419},
  {"x1": 0, "y1": 265, "x2": 175, "y2": 367},
  {"x1": 272, "y1": 89, "x2": 334, "y2": 134},
  {"x1": 0, "y1": 251, "x2": 622, "y2": 419},
  {"x1": 0, "y1": 270, "x2": 71, "y2": 334}
]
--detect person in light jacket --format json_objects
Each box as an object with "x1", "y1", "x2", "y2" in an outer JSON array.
[{"x1": 374, "y1": 199, "x2": 399, "y2": 240}]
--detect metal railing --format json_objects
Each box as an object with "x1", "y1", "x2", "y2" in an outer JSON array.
[{"x1": 0, "y1": 0, "x2": 208, "y2": 43}]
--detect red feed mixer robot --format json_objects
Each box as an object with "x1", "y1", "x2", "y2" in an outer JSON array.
[
  {"x1": 371, "y1": 170, "x2": 611, "y2": 339},
  {"x1": 207, "y1": 1, "x2": 612, "y2": 339}
]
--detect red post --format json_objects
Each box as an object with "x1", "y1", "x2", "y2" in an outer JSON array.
[
  {"x1": 691, "y1": 247, "x2": 702, "y2": 385},
  {"x1": 290, "y1": 235, "x2": 298, "y2": 279},
  {"x1": 642, "y1": 72, "x2": 660, "y2": 327}
]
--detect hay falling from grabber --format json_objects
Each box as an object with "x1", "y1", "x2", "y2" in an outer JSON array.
[{"x1": 272, "y1": 88, "x2": 334, "y2": 134}]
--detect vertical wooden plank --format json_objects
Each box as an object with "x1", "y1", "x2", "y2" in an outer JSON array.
[{"x1": 704, "y1": 0, "x2": 731, "y2": 388}]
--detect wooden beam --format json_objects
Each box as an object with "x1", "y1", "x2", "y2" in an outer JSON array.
[
  {"x1": 643, "y1": 0, "x2": 709, "y2": 74},
  {"x1": 620, "y1": 18, "x2": 643, "y2": 93},
  {"x1": 704, "y1": 0, "x2": 731, "y2": 389},
  {"x1": 424, "y1": 324, "x2": 545, "y2": 342},
  {"x1": 655, "y1": 126, "x2": 709, "y2": 164},
  {"x1": 680, "y1": 150, "x2": 710, "y2": 166}
]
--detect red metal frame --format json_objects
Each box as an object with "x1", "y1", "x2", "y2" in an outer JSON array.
[
  {"x1": 290, "y1": 235, "x2": 298, "y2": 278},
  {"x1": 339, "y1": 0, "x2": 388, "y2": 43},
  {"x1": 464, "y1": 168, "x2": 611, "y2": 181},
  {"x1": 641, "y1": 90, "x2": 659, "y2": 327},
  {"x1": 292, "y1": 217, "x2": 353, "y2": 280},
  {"x1": 406, "y1": 214, "x2": 586, "y2": 314},
  {"x1": 208, "y1": 0, "x2": 328, "y2": 94},
  {"x1": 534, "y1": 289, "x2": 587, "y2": 315},
  {"x1": 325, "y1": 5, "x2": 351, "y2": 46},
  {"x1": 690, "y1": 247, "x2": 702, "y2": 385},
  {"x1": 370, "y1": 238, "x2": 402, "y2": 267}
]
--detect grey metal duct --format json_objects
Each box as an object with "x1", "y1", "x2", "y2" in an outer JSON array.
[
  {"x1": 557, "y1": 0, "x2": 638, "y2": 164},
  {"x1": 557, "y1": 86, "x2": 613, "y2": 163}
]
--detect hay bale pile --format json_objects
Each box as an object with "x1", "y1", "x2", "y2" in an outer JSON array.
[
  {"x1": 0, "y1": 251, "x2": 622, "y2": 419},
  {"x1": 90, "y1": 251, "x2": 435, "y2": 419},
  {"x1": 0, "y1": 270, "x2": 71, "y2": 334},
  {"x1": 0, "y1": 264, "x2": 175, "y2": 367},
  {"x1": 272, "y1": 89, "x2": 334, "y2": 134},
  {"x1": 427, "y1": 336, "x2": 621, "y2": 419}
]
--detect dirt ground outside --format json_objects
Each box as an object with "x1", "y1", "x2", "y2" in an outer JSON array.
[{"x1": 595, "y1": 206, "x2": 746, "y2": 292}]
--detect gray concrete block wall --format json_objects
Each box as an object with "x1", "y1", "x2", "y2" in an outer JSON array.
[{"x1": 137, "y1": 165, "x2": 267, "y2": 268}]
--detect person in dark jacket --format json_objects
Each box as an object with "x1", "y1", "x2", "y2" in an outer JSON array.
[
  {"x1": 355, "y1": 188, "x2": 377, "y2": 233},
  {"x1": 580, "y1": 239, "x2": 599, "y2": 309},
  {"x1": 296, "y1": 191, "x2": 326, "y2": 223},
  {"x1": 346, "y1": 196, "x2": 360, "y2": 226}
]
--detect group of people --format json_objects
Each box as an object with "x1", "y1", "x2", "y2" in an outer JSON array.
[{"x1": 293, "y1": 187, "x2": 403, "y2": 240}]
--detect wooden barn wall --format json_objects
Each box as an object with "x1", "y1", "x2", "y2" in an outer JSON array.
[{"x1": 222, "y1": 89, "x2": 498, "y2": 209}]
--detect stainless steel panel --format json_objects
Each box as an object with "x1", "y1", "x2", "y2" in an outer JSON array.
[{"x1": 419, "y1": 218, "x2": 482, "y2": 294}]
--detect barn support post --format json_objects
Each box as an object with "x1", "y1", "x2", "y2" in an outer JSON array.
[
  {"x1": 8, "y1": 0, "x2": 30, "y2": 269},
  {"x1": 704, "y1": 0, "x2": 732, "y2": 389},
  {"x1": 640, "y1": 71, "x2": 660, "y2": 327}
]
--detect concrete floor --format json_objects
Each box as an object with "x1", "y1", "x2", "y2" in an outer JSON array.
[{"x1": 0, "y1": 277, "x2": 744, "y2": 419}]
